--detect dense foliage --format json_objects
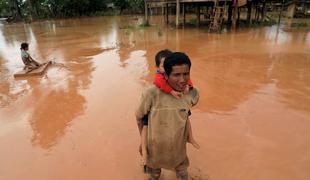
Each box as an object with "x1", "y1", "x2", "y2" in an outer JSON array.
[{"x1": 0, "y1": 0, "x2": 145, "y2": 20}]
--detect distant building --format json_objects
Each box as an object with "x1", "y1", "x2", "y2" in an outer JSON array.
[{"x1": 286, "y1": 0, "x2": 310, "y2": 18}]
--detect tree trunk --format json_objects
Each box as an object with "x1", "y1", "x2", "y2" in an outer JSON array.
[
  {"x1": 12, "y1": 0, "x2": 22, "y2": 20},
  {"x1": 27, "y1": 0, "x2": 34, "y2": 22}
]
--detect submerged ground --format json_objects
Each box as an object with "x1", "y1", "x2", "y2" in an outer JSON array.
[{"x1": 0, "y1": 16, "x2": 310, "y2": 180}]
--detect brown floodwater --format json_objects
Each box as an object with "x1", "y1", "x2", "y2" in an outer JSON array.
[{"x1": 0, "y1": 16, "x2": 310, "y2": 180}]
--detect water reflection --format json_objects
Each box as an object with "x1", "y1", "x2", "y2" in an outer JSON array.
[
  {"x1": 270, "y1": 53, "x2": 310, "y2": 112},
  {"x1": 30, "y1": 79, "x2": 86, "y2": 149},
  {"x1": 0, "y1": 16, "x2": 310, "y2": 180},
  {"x1": 0, "y1": 16, "x2": 309, "y2": 150},
  {"x1": 0, "y1": 17, "x2": 123, "y2": 149}
]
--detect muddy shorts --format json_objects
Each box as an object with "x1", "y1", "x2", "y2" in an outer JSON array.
[{"x1": 146, "y1": 158, "x2": 189, "y2": 180}]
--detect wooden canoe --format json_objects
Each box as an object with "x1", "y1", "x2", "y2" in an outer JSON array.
[{"x1": 14, "y1": 61, "x2": 51, "y2": 78}]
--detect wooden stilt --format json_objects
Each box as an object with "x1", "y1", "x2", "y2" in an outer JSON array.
[
  {"x1": 166, "y1": 3, "x2": 169, "y2": 24},
  {"x1": 254, "y1": 5, "x2": 258, "y2": 22},
  {"x1": 162, "y1": 4, "x2": 164, "y2": 16},
  {"x1": 278, "y1": 0, "x2": 284, "y2": 24},
  {"x1": 145, "y1": 1, "x2": 149, "y2": 25},
  {"x1": 237, "y1": 7, "x2": 240, "y2": 24},
  {"x1": 247, "y1": 0, "x2": 252, "y2": 25},
  {"x1": 176, "y1": 0, "x2": 180, "y2": 27},
  {"x1": 232, "y1": 5, "x2": 238, "y2": 29},
  {"x1": 262, "y1": 0, "x2": 266, "y2": 21},
  {"x1": 183, "y1": 3, "x2": 186, "y2": 26},
  {"x1": 197, "y1": 4, "x2": 201, "y2": 27},
  {"x1": 228, "y1": 2, "x2": 233, "y2": 24}
]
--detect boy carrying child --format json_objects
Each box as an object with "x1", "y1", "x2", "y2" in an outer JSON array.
[{"x1": 138, "y1": 50, "x2": 200, "y2": 179}]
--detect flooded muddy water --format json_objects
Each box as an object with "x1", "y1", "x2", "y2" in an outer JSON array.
[{"x1": 0, "y1": 16, "x2": 310, "y2": 180}]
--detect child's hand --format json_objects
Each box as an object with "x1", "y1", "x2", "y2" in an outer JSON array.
[
  {"x1": 170, "y1": 90, "x2": 183, "y2": 99},
  {"x1": 184, "y1": 85, "x2": 190, "y2": 95},
  {"x1": 142, "y1": 147, "x2": 148, "y2": 165},
  {"x1": 187, "y1": 137, "x2": 200, "y2": 149}
]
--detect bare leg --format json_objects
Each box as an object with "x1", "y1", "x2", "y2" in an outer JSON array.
[
  {"x1": 29, "y1": 56, "x2": 41, "y2": 66},
  {"x1": 175, "y1": 159, "x2": 189, "y2": 180},
  {"x1": 187, "y1": 119, "x2": 200, "y2": 149},
  {"x1": 32, "y1": 60, "x2": 40, "y2": 66},
  {"x1": 24, "y1": 64, "x2": 36, "y2": 71},
  {"x1": 148, "y1": 168, "x2": 161, "y2": 180},
  {"x1": 141, "y1": 125, "x2": 148, "y2": 165}
]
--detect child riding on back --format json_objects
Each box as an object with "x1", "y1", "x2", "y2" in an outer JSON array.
[{"x1": 140, "y1": 49, "x2": 200, "y2": 167}]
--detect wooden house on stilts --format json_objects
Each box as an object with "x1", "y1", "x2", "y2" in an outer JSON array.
[{"x1": 144, "y1": 0, "x2": 284, "y2": 32}]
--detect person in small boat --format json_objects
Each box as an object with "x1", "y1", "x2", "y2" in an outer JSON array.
[{"x1": 20, "y1": 42, "x2": 41, "y2": 70}]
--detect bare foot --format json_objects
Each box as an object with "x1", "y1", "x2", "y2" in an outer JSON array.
[{"x1": 188, "y1": 138, "x2": 200, "y2": 149}]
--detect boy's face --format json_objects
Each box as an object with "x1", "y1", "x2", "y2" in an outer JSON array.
[
  {"x1": 159, "y1": 58, "x2": 165, "y2": 73},
  {"x1": 165, "y1": 64, "x2": 190, "y2": 92}
]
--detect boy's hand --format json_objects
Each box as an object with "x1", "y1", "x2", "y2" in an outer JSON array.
[
  {"x1": 170, "y1": 90, "x2": 183, "y2": 99},
  {"x1": 184, "y1": 85, "x2": 190, "y2": 95},
  {"x1": 139, "y1": 143, "x2": 142, "y2": 156},
  {"x1": 187, "y1": 137, "x2": 200, "y2": 149},
  {"x1": 142, "y1": 147, "x2": 148, "y2": 165}
]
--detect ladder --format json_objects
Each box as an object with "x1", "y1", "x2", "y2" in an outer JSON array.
[{"x1": 209, "y1": 0, "x2": 227, "y2": 32}]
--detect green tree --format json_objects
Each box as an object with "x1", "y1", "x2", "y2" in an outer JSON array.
[
  {"x1": 0, "y1": 0, "x2": 10, "y2": 17},
  {"x1": 10, "y1": 0, "x2": 23, "y2": 20},
  {"x1": 27, "y1": 0, "x2": 34, "y2": 21},
  {"x1": 1, "y1": 0, "x2": 145, "y2": 20},
  {"x1": 128, "y1": 0, "x2": 144, "y2": 13},
  {"x1": 88, "y1": 0, "x2": 107, "y2": 12},
  {"x1": 115, "y1": 0, "x2": 129, "y2": 13}
]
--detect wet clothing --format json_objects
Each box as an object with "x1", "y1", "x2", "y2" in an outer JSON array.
[
  {"x1": 147, "y1": 158, "x2": 189, "y2": 180},
  {"x1": 21, "y1": 50, "x2": 40, "y2": 68},
  {"x1": 142, "y1": 114, "x2": 149, "y2": 126},
  {"x1": 136, "y1": 85, "x2": 199, "y2": 169},
  {"x1": 142, "y1": 111, "x2": 191, "y2": 126},
  {"x1": 153, "y1": 68, "x2": 193, "y2": 94},
  {"x1": 144, "y1": 69, "x2": 193, "y2": 126},
  {"x1": 21, "y1": 50, "x2": 31, "y2": 65}
]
